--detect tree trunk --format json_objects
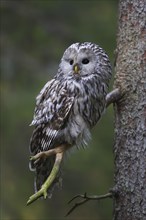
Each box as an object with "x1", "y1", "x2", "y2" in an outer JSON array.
[{"x1": 113, "y1": 0, "x2": 146, "y2": 219}]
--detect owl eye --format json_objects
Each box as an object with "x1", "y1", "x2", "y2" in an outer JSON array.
[
  {"x1": 82, "y1": 58, "x2": 89, "y2": 64},
  {"x1": 69, "y1": 60, "x2": 74, "y2": 65}
]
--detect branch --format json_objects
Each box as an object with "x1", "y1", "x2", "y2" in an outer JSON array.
[
  {"x1": 66, "y1": 192, "x2": 112, "y2": 216},
  {"x1": 27, "y1": 152, "x2": 64, "y2": 206},
  {"x1": 106, "y1": 88, "x2": 121, "y2": 107}
]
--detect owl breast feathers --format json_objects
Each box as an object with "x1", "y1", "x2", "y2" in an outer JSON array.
[{"x1": 29, "y1": 42, "x2": 112, "y2": 195}]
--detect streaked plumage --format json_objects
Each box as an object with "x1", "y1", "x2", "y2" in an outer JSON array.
[{"x1": 29, "y1": 42, "x2": 112, "y2": 197}]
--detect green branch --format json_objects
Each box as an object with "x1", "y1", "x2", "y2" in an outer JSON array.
[{"x1": 27, "y1": 152, "x2": 64, "y2": 206}]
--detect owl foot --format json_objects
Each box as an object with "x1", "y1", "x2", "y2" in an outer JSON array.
[
  {"x1": 27, "y1": 151, "x2": 64, "y2": 205},
  {"x1": 30, "y1": 144, "x2": 70, "y2": 163}
]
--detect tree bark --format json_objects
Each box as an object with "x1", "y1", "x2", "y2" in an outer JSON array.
[{"x1": 113, "y1": 0, "x2": 146, "y2": 219}]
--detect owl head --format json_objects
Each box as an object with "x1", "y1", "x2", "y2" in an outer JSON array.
[{"x1": 59, "y1": 42, "x2": 111, "y2": 80}]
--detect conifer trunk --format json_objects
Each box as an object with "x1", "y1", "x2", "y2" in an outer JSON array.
[{"x1": 113, "y1": 0, "x2": 146, "y2": 219}]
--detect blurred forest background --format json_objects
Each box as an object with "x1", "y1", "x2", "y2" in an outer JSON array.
[{"x1": 1, "y1": 0, "x2": 118, "y2": 220}]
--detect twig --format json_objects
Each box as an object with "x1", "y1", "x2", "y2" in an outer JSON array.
[
  {"x1": 27, "y1": 152, "x2": 64, "y2": 206},
  {"x1": 66, "y1": 192, "x2": 112, "y2": 216},
  {"x1": 106, "y1": 88, "x2": 121, "y2": 107}
]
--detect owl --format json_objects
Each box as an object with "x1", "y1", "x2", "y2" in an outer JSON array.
[{"x1": 29, "y1": 42, "x2": 112, "y2": 198}]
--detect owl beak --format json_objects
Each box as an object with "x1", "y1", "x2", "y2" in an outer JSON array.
[{"x1": 73, "y1": 64, "x2": 80, "y2": 74}]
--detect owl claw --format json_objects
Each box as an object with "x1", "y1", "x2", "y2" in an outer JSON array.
[
  {"x1": 30, "y1": 156, "x2": 35, "y2": 160},
  {"x1": 30, "y1": 152, "x2": 47, "y2": 161}
]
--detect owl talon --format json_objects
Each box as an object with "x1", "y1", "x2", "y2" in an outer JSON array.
[
  {"x1": 30, "y1": 152, "x2": 47, "y2": 161},
  {"x1": 34, "y1": 158, "x2": 40, "y2": 165},
  {"x1": 30, "y1": 157, "x2": 40, "y2": 166}
]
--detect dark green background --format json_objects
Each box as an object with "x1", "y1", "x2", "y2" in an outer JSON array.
[{"x1": 1, "y1": 0, "x2": 118, "y2": 219}]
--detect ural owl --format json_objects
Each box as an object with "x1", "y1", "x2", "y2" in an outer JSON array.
[{"x1": 29, "y1": 42, "x2": 112, "y2": 199}]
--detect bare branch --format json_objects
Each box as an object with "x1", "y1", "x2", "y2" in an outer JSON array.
[
  {"x1": 66, "y1": 192, "x2": 112, "y2": 216},
  {"x1": 106, "y1": 88, "x2": 121, "y2": 107}
]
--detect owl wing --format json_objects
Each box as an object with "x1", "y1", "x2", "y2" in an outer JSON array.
[{"x1": 30, "y1": 79, "x2": 74, "y2": 154}]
